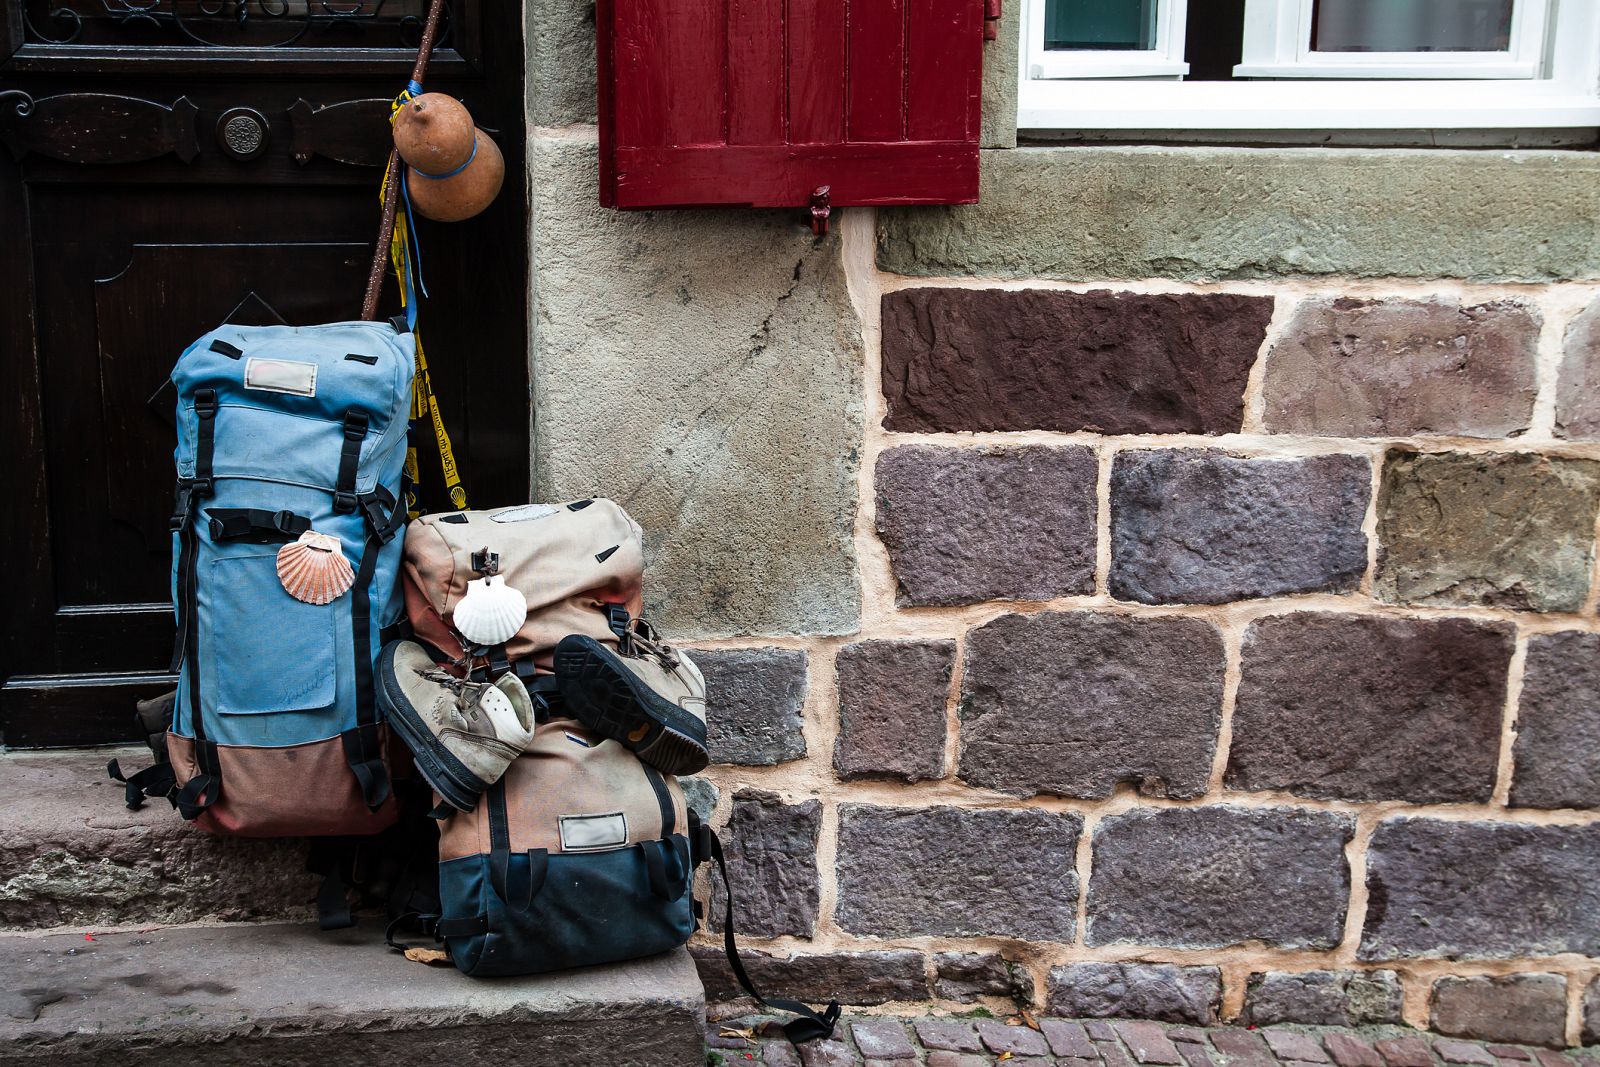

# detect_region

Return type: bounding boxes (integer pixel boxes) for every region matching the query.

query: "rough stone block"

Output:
[678,776,720,824]
[1376,450,1600,613]
[1227,613,1512,804]
[1041,1020,1096,1058]
[1045,962,1223,1025]
[926,1054,988,1067]
[1584,977,1600,1045]
[1557,295,1600,440]
[531,137,862,637]
[1240,970,1404,1027]
[975,1020,1049,1058]
[875,445,1097,606]
[1431,974,1569,1049]
[876,147,1600,282]
[0,923,704,1066]
[959,611,1225,799]
[835,804,1081,941]
[1325,1034,1387,1067]
[834,639,953,783]
[1086,806,1352,950]
[932,952,1019,1003]
[980,0,1020,148]
[706,790,820,939]
[1213,1028,1279,1067]
[800,1039,858,1067]
[1262,298,1539,438]
[1116,1020,1184,1064]
[1434,1040,1498,1067]
[1263,1031,1331,1063]
[851,1020,916,1060]
[915,1020,983,1053]
[691,946,928,1007]
[528,0,596,127]
[1360,818,1600,959]
[1375,1036,1437,1067]
[880,288,1270,434]
[696,648,809,766]
[0,751,316,929]
[1109,450,1370,604]
[1510,631,1600,809]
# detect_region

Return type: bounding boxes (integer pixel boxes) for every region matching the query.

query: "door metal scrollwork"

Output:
[0,92,199,164]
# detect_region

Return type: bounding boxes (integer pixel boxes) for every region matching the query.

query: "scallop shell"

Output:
[276,531,355,606]
[453,574,527,646]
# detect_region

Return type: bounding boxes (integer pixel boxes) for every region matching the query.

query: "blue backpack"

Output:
[113,320,415,845]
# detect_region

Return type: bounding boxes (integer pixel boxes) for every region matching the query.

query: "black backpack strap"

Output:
[169,388,222,822]
[691,816,840,1045]
[307,837,359,930]
[333,410,369,514]
[106,690,180,810]
[342,483,400,814]
[205,507,311,544]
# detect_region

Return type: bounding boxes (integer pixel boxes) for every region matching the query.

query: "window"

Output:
[1019,0,1600,132]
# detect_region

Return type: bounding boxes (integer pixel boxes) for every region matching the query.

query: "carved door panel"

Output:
[0,1,529,747]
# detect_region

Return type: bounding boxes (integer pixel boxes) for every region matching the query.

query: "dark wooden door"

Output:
[0,0,529,748]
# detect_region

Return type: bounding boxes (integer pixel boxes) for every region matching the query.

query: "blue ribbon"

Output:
[411,133,478,181]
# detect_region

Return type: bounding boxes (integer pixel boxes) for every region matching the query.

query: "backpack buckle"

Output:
[333,490,359,514]
[169,481,199,529]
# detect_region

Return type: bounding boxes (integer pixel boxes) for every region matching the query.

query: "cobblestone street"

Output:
[708,1017,1600,1067]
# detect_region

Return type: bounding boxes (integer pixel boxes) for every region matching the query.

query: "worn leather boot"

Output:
[552,622,709,775]
[378,639,535,812]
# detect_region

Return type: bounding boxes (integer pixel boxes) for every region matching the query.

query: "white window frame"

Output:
[1236,0,1550,79]
[1018,0,1600,130]
[1027,0,1189,80]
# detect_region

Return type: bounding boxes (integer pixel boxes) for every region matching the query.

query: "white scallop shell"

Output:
[453,574,527,646]
[276,530,355,605]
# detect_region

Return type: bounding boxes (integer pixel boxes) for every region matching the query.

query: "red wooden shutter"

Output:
[595,0,985,210]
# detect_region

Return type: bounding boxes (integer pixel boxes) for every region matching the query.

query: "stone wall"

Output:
[527,6,1600,1048]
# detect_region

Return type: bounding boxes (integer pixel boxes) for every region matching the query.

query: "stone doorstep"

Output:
[0,923,705,1067]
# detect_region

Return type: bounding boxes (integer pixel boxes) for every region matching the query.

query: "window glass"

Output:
[1310,0,1515,53]
[1046,0,1160,51]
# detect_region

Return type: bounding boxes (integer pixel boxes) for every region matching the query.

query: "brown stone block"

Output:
[880,288,1271,434]
[1376,450,1600,613]
[1263,298,1538,438]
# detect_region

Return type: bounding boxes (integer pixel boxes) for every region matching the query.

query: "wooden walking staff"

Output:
[361,0,446,321]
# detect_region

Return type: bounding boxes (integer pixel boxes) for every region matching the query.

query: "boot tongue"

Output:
[472,684,517,740]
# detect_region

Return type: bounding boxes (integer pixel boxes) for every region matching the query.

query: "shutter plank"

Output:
[788,0,847,144]
[907,0,982,140]
[614,142,978,207]
[728,0,787,145]
[613,1,727,148]
[847,0,907,142]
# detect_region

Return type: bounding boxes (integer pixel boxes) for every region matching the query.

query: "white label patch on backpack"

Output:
[559,812,627,851]
[491,503,562,523]
[244,357,317,397]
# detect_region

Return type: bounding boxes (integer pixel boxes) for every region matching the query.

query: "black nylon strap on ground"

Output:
[106,759,176,811]
[702,825,839,1045]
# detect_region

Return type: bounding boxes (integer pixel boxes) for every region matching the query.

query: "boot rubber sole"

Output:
[553,634,709,776]
[377,640,489,814]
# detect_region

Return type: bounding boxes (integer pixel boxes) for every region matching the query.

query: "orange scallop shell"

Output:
[276,531,354,605]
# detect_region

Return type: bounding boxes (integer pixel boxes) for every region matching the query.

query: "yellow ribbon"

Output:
[383,89,468,515]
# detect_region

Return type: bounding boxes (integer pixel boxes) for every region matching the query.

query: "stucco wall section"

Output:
[529,136,864,637]
[878,147,1600,282]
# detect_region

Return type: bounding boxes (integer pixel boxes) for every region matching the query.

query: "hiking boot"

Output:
[378,640,535,812]
[552,624,709,775]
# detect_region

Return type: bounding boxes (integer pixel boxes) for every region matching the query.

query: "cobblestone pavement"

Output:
[705,1016,1600,1067]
